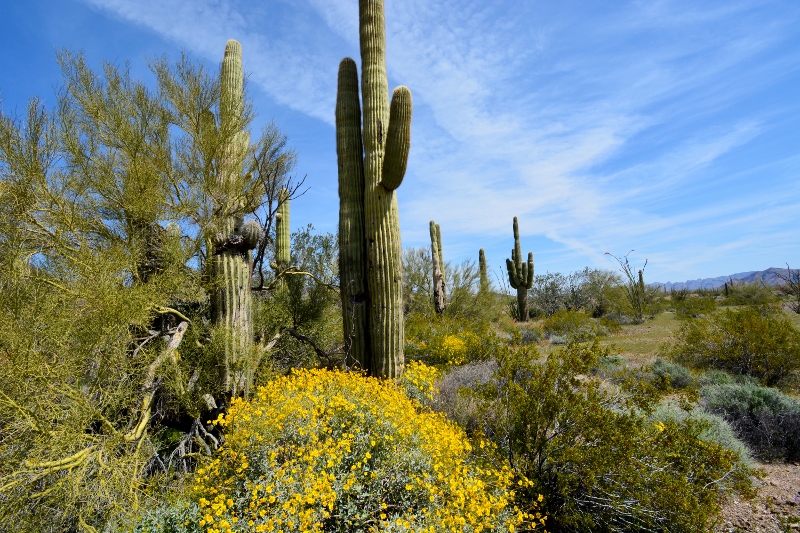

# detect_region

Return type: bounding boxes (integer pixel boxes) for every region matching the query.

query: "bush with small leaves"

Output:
[700,381,800,462]
[650,358,694,390]
[473,341,756,532]
[650,402,753,465]
[543,309,611,342]
[667,305,800,386]
[405,312,503,366]
[152,368,544,533]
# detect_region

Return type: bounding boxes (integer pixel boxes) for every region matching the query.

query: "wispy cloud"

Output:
[77,0,800,280]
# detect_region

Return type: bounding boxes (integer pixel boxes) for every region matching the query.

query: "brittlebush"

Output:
[145,366,545,533]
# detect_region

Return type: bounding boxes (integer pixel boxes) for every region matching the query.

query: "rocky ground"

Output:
[714,463,800,532]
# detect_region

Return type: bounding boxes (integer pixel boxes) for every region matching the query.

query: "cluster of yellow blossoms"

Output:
[191,367,544,532]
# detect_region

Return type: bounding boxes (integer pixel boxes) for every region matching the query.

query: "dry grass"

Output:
[599,312,681,365]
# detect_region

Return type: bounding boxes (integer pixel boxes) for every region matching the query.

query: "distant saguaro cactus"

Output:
[208,40,262,396]
[479,248,489,294]
[336,0,411,378]
[505,217,534,322]
[430,220,446,314]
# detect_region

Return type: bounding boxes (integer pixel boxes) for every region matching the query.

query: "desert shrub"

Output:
[722,281,776,306]
[667,305,800,386]
[543,309,610,341]
[140,368,543,532]
[531,268,618,318]
[650,403,753,465]
[700,382,800,462]
[433,360,498,433]
[519,326,543,345]
[650,358,694,390]
[673,294,717,318]
[400,360,442,406]
[473,341,756,532]
[405,312,502,366]
[696,370,736,387]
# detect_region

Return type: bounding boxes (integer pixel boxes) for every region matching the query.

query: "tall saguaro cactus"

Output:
[430,220,446,314]
[479,248,489,294]
[208,40,261,396]
[506,217,534,322]
[336,0,412,378]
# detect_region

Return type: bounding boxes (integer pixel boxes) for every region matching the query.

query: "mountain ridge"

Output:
[653,267,796,291]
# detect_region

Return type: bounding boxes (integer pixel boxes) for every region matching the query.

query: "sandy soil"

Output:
[713,463,800,532]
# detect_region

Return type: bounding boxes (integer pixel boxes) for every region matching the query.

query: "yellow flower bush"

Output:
[188,368,538,533]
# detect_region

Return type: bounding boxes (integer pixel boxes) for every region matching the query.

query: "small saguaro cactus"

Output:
[479,248,489,294]
[208,40,262,396]
[430,220,446,314]
[506,217,534,322]
[274,187,290,273]
[336,0,412,378]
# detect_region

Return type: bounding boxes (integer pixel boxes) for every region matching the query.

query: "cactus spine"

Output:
[430,221,446,314]
[479,248,489,294]
[336,0,412,378]
[209,40,261,396]
[506,217,534,322]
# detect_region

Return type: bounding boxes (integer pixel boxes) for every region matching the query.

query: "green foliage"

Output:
[543,309,613,342]
[672,293,717,319]
[531,268,618,318]
[721,280,777,306]
[254,225,341,372]
[473,341,756,532]
[700,382,800,462]
[405,312,503,367]
[149,368,539,532]
[649,403,753,466]
[667,305,800,386]
[402,246,503,323]
[650,358,694,390]
[0,46,296,531]
[605,251,662,322]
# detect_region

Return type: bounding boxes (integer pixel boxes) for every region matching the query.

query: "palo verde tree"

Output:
[0,41,297,532]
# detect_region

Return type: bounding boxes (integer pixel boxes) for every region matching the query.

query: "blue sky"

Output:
[2,0,799,285]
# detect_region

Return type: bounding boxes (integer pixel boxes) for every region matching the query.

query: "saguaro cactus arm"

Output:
[381,86,412,191]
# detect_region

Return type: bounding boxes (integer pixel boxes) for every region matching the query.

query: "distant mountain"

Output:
[653,267,796,291]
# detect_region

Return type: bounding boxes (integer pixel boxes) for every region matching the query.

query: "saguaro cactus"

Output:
[208,40,261,396]
[337,58,370,370]
[479,248,489,294]
[506,217,534,322]
[336,0,412,378]
[274,187,290,282]
[430,221,446,314]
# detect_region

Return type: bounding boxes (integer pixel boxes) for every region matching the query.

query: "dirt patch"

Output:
[713,463,800,532]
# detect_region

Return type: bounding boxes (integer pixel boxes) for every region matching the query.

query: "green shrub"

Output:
[673,294,717,318]
[473,341,756,532]
[700,382,800,462]
[650,403,752,465]
[405,312,502,366]
[650,358,694,390]
[667,305,800,386]
[697,369,736,387]
[543,309,609,342]
[141,368,543,532]
[722,281,776,306]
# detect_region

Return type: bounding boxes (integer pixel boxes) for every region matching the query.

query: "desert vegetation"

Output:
[2,1,800,532]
